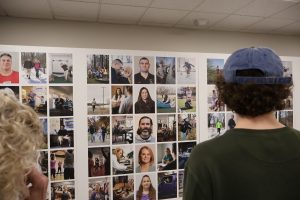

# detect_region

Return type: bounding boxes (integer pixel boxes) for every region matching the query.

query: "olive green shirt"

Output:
[184,127,300,200]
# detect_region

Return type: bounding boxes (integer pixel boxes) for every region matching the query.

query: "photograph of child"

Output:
[49,53,73,83]
[0,52,19,84]
[21,52,47,84]
[21,86,47,117]
[156,86,176,113]
[49,86,73,116]
[157,114,176,142]
[49,117,74,148]
[87,54,109,84]
[177,57,196,84]
[87,85,110,115]
[88,116,110,146]
[208,113,226,138]
[178,114,197,141]
[207,84,225,112]
[177,86,196,113]
[156,57,176,84]
[88,147,111,177]
[112,115,133,144]
[207,58,224,84]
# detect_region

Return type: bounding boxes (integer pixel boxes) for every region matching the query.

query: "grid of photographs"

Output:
[0,51,75,200]
[206,58,294,139]
[86,55,198,200]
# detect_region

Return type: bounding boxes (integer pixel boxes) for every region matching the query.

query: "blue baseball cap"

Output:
[223,47,292,84]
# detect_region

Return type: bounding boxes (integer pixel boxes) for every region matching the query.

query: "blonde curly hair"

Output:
[0,88,43,200]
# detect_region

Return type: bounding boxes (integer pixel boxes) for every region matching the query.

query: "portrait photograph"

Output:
[51,181,75,200]
[21,52,47,84]
[49,117,74,149]
[158,171,177,199]
[135,173,157,200]
[49,86,73,116]
[88,177,110,200]
[50,149,75,182]
[156,85,176,113]
[207,84,225,112]
[178,141,196,169]
[111,85,133,114]
[21,86,47,117]
[134,85,156,114]
[157,143,177,171]
[111,55,133,84]
[207,58,224,84]
[134,114,156,144]
[87,85,110,115]
[178,114,197,141]
[156,56,176,84]
[112,115,133,144]
[208,113,226,138]
[177,86,196,113]
[0,52,19,84]
[88,147,111,177]
[177,57,196,84]
[133,56,155,84]
[87,54,109,84]
[87,116,110,146]
[135,144,156,173]
[157,114,176,142]
[112,146,134,175]
[113,175,134,200]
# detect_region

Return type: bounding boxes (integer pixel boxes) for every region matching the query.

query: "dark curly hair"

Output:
[215,70,292,117]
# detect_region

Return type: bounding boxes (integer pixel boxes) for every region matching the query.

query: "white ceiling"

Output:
[0,0,300,36]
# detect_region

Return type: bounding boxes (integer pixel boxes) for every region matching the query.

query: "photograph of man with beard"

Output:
[135,116,156,143]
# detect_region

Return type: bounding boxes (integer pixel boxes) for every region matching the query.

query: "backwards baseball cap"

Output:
[223,47,292,84]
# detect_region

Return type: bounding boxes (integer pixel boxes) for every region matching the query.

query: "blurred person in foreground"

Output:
[0,88,48,200]
[184,47,300,200]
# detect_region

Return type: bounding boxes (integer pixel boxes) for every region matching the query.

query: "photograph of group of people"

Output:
[89,178,110,200]
[51,181,75,200]
[50,117,74,148]
[21,86,47,117]
[88,116,110,146]
[87,54,110,84]
[50,149,75,181]
[49,86,73,116]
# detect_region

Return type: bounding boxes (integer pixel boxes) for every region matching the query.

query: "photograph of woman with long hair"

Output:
[136,175,156,200]
[136,145,155,173]
[135,87,155,114]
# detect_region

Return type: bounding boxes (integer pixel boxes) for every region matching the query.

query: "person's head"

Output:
[138,146,154,165]
[115,148,124,160]
[137,116,153,140]
[112,59,123,72]
[165,147,171,155]
[122,66,132,78]
[125,86,132,95]
[0,88,43,199]
[139,57,150,73]
[140,175,153,190]
[163,94,168,101]
[95,183,100,191]
[60,125,65,130]
[216,47,292,117]
[115,88,122,96]
[63,185,68,191]
[138,87,152,102]
[0,53,12,72]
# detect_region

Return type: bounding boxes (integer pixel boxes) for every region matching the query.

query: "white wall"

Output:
[1,16,300,56]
